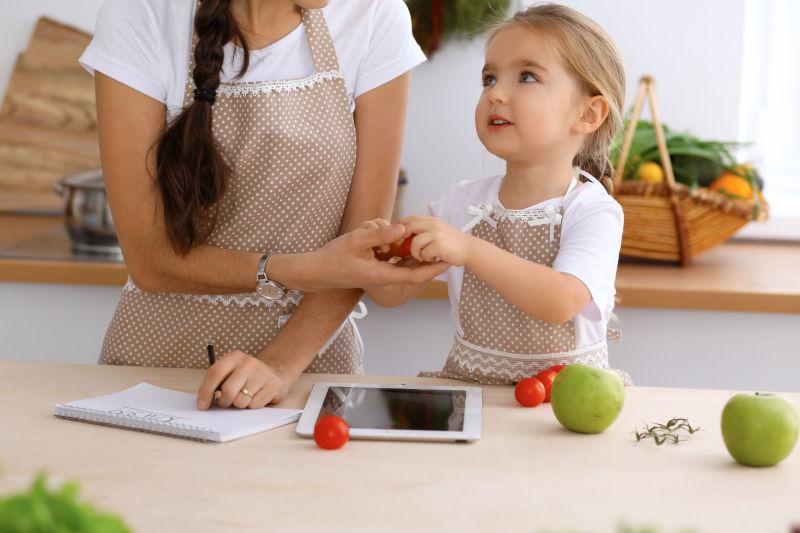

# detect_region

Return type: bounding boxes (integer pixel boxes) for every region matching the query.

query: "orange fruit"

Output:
[709,172,753,199]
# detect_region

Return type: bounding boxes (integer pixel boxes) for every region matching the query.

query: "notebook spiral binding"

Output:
[54,405,216,442]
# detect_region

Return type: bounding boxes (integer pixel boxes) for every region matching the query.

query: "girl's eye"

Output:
[482,74,496,88]
[520,70,538,83]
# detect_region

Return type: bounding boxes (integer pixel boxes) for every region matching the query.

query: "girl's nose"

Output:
[487,84,507,105]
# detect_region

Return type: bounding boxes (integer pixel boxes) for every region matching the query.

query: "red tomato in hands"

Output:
[515,377,546,407]
[547,364,566,374]
[375,234,417,261]
[535,369,559,402]
[313,415,349,450]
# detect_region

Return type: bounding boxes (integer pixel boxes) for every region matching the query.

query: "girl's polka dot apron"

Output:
[100,8,365,373]
[422,169,631,385]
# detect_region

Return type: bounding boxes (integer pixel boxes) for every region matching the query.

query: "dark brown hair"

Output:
[155,0,250,254]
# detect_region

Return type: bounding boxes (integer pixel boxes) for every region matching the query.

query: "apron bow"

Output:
[461,203,497,232]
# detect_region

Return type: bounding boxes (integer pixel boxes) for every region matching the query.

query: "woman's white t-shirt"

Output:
[79,0,426,120]
[428,175,624,350]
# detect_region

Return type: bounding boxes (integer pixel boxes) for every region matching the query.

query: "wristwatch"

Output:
[256,252,286,300]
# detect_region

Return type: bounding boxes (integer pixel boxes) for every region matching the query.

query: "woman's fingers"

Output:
[218,355,260,408]
[249,378,282,409]
[196,352,240,410]
[366,260,448,286]
[367,219,393,253]
[350,223,406,251]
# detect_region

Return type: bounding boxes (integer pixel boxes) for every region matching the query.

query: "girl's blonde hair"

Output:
[491,3,626,193]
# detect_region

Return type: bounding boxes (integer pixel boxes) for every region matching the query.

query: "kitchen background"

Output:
[1,0,798,390]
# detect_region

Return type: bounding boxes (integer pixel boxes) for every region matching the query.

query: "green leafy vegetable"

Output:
[0,473,129,533]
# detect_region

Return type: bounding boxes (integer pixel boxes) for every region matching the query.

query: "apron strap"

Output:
[303,9,342,73]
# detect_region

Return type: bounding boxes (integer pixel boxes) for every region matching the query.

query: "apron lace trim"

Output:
[442,335,610,385]
[122,278,304,308]
[188,70,344,97]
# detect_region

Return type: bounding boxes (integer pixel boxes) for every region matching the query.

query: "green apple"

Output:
[721,392,799,467]
[550,364,625,434]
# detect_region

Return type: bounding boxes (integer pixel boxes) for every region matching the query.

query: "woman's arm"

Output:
[402,216,591,324]
[96,73,261,294]
[95,73,440,294]
[197,74,447,408]
[253,73,442,381]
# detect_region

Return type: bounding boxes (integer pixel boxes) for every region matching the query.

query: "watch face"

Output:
[257,282,284,300]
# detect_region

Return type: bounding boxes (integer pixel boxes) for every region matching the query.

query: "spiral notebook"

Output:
[54,383,302,443]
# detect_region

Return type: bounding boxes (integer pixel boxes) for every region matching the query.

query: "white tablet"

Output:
[296,383,482,442]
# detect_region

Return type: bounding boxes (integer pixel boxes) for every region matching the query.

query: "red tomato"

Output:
[313,415,349,450]
[374,234,417,261]
[535,369,559,402]
[547,364,566,374]
[515,377,546,407]
[396,234,415,257]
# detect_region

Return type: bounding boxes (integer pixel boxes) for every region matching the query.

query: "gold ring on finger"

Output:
[240,388,254,399]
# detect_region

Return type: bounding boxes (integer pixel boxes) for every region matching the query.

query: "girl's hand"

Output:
[400,216,474,267]
[196,350,292,410]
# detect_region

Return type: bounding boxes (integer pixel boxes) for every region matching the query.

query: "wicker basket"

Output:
[612,76,768,266]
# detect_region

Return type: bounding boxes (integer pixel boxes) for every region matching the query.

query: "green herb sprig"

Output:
[634,418,701,445]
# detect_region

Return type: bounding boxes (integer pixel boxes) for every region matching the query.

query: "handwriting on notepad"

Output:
[108,406,190,424]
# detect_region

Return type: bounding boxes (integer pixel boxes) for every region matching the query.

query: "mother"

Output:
[81,0,444,409]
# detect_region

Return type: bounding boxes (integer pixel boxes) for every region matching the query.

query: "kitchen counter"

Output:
[0,361,797,532]
[2,214,799,313]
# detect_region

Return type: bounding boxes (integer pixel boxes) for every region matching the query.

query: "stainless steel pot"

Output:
[54,168,122,257]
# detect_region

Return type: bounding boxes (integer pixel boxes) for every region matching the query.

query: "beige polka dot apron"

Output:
[423,169,630,385]
[100,8,365,373]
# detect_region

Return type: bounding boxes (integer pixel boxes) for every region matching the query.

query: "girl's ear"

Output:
[573,95,609,135]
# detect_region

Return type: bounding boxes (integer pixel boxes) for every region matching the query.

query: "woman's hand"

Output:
[271,222,449,292]
[196,350,292,410]
[400,216,476,267]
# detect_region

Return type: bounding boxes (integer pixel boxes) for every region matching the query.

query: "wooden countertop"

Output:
[1,214,799,313]
[1,361,797,532]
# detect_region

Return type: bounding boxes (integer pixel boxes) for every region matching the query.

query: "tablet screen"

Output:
[318,386,466,431]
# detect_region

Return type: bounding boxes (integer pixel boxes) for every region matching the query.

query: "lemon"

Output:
[637,161,664,184]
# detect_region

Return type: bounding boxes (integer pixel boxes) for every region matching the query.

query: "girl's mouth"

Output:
[487,114,513,132]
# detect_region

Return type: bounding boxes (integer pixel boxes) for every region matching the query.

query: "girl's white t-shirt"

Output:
[79,0,426,120]
[428,175,624,349]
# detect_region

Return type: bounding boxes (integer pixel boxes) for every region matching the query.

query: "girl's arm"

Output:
[463,238,591,324]
[95,73,440,295]
[402,216,591,324]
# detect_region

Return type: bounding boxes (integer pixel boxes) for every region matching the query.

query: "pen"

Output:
[205,340,222,405]
[206,340,216,366]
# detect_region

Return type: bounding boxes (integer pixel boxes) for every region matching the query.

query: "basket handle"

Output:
[613,76,678,190]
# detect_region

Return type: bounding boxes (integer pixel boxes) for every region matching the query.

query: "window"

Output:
[736,0,800,239]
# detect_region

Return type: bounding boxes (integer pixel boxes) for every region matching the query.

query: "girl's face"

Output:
[475,25,586,165]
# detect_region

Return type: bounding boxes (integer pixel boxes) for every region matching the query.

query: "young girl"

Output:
[365,3,631,385]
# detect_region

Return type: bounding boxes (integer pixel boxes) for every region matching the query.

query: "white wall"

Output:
[0,1,105,97]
